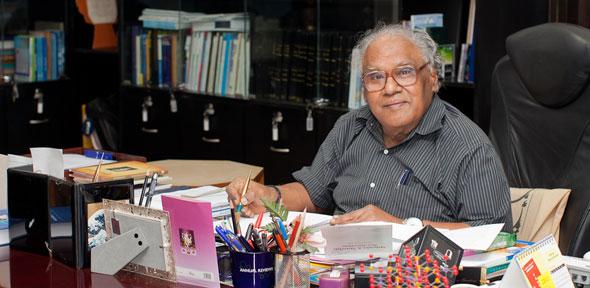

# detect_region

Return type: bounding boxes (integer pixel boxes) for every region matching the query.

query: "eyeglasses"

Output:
[361,61,431,92]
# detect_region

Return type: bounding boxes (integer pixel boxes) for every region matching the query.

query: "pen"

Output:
[245,223,253,240]
[238,235,254,252]
[138,171,151,206]
[226,231,247,252]
[397,168,412,187]
[145,172,159,208]
[274,217,288,241]
[236,170,252,213]
[230,208,241,235]
[308,219,332,230]
[254,212,264,229]
[215,226,235,251]
[261,232,268,252]
[273,228,288,253]
[252,230,263,251]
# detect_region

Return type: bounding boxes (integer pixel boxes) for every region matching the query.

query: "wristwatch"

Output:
[403,217,423,227]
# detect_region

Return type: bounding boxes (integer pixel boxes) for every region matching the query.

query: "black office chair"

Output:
[489,23,590,257]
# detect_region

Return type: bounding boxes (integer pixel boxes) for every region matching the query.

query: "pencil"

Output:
[92,152,105,183]
[236,170,252,213]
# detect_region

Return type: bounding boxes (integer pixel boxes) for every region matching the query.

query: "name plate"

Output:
[322,223,392,260]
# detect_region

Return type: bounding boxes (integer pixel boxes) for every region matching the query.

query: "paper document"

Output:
[7,154,32,168]
[30,147,64,179]
[317,221,502,259]
[322,223,392,260]
[0,155,6,210]
[136,185,229,210]
[442,223,504,251]
[63,154,115,170]
[87,0,117,24]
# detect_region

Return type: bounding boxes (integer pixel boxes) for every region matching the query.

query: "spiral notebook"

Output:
[501,235,574,288]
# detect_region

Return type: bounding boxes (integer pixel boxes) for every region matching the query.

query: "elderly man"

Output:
[227,24,512,231]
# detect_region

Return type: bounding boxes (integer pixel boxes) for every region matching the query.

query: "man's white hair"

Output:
[354,23,442,84]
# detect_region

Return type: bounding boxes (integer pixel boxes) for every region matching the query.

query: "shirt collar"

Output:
[414,95,445,136]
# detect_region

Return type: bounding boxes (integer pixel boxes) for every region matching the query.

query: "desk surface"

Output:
[0,247,231,288]
[148,160,264,187]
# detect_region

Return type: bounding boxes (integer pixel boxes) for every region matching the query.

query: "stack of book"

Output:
[0,40,15,78]
[457,233,531,285]
[131,10,251,98]
[139,8,205,30]
[14,30,65,82]
[184,15,250,97]
[70,161,168,183]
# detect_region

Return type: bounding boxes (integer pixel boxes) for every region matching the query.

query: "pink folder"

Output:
[162,195,220,287]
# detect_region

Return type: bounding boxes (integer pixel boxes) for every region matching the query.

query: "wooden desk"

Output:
[148,159,264,187]
[0,246,232,288]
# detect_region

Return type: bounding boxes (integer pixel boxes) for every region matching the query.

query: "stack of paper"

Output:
[138,185,231,217]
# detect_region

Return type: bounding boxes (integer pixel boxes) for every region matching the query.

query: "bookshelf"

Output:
[0,0,80,155]
[117,0,477,184]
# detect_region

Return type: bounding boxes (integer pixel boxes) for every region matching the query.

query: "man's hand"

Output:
[330,204,404,225]
[225,177,279,217]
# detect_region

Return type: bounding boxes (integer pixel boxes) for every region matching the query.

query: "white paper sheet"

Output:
[138,185,229,210]
[7,154,32,168]
[63,153,115,170]
[322,223,392,260]
[30,147,64,179]
[316,222,503,259]
[442,223,504,251]
[86,0,117,24]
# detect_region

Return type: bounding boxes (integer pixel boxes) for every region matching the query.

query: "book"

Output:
[438,44,455,81]
[162,195,220,287]
[410,13,444,30]
[70,161,167,182]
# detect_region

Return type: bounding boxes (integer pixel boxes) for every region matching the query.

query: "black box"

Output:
[7,165,133,268]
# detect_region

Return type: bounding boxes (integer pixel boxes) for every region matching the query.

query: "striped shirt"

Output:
[293,96,513,231]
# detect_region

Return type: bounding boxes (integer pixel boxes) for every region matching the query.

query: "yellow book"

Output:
[71,161,167,181]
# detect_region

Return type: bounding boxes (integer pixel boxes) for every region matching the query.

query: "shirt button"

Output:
[370,182,375,188]
[383,149,389,155]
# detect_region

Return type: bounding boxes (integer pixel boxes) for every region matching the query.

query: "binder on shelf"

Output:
[7,165,133,268]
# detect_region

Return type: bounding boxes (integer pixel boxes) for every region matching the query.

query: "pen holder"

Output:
[230,251,275,288]
[274,251,311,288]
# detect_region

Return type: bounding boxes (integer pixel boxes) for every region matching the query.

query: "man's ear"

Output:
[431,71,440,93]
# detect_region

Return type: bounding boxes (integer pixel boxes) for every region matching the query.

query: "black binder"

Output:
[7,165,133,268]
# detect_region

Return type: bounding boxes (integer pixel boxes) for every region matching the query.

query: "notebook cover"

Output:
[162,195,220,287]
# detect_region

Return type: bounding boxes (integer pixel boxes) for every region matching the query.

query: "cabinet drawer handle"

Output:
[202,137,221,143]
[29,118,49,125]
[141,127,159,134]
[270,146,290,153]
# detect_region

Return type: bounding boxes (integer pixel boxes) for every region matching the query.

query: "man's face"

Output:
[362,35,438,136]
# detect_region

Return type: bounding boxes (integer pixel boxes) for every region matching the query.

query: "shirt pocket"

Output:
[407,174,455,213]
[395,174,437,209]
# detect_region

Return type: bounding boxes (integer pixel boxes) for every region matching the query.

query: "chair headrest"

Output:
[506,23,590,108]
